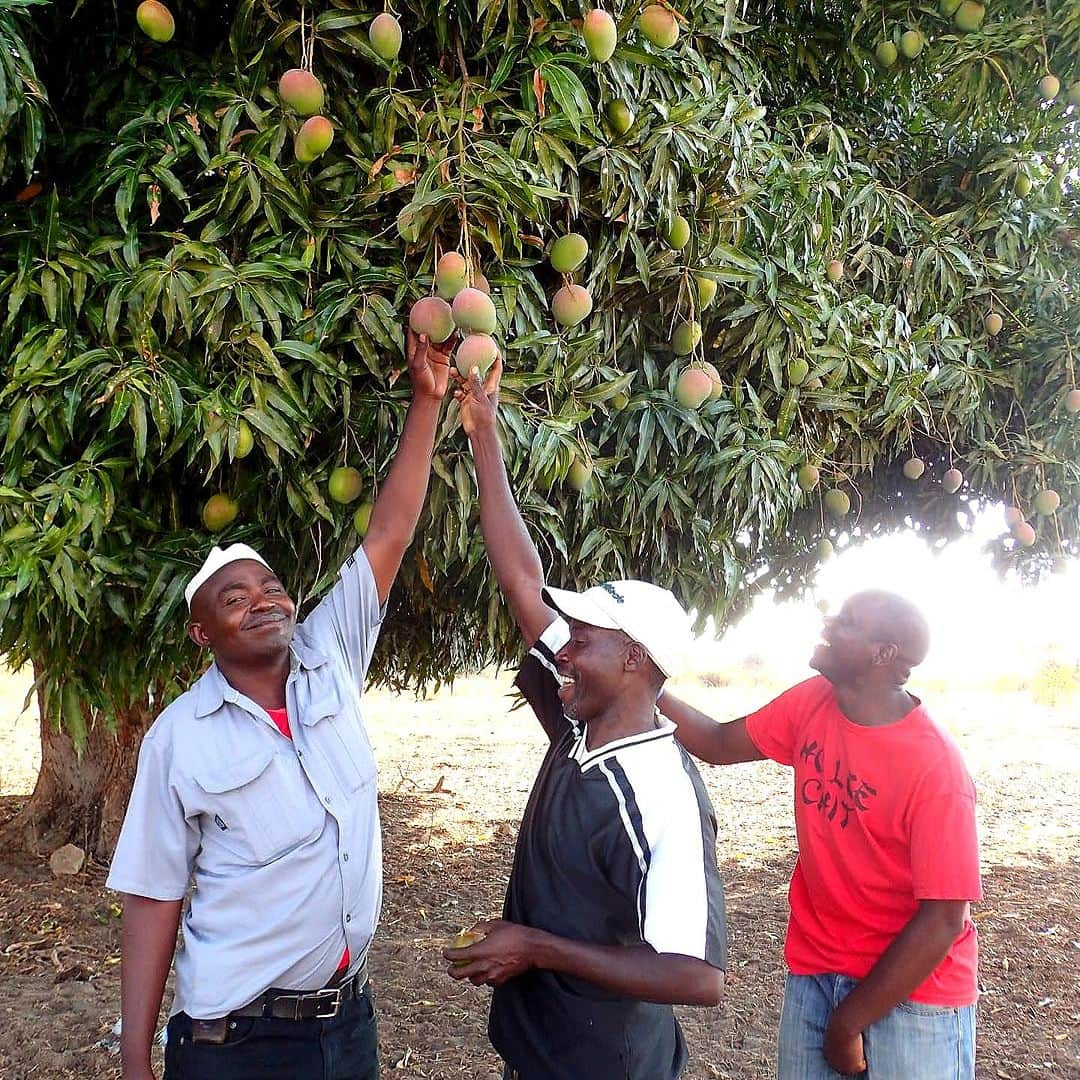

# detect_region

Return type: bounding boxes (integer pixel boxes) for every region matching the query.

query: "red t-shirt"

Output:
[267,707,349,974]
[745,676,981,1006]
[267,706,292,739]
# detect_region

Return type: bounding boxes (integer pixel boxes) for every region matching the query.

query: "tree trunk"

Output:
[2,669,153,861]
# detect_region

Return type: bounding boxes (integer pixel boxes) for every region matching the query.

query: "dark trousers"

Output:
[164,984,379,1080]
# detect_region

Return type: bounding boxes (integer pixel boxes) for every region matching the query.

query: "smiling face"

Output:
[553,619,638,723]
[187,559,297,667]
[810,595,880,684]
[810,590,930,688]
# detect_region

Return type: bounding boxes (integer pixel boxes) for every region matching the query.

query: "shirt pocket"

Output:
[193,745,325,865]
[308,693,377,796]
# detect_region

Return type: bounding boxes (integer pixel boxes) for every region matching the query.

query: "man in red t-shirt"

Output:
[660,590,980,1078]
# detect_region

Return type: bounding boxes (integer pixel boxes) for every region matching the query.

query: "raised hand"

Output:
[451,352,502,438]
[406,328,456,402]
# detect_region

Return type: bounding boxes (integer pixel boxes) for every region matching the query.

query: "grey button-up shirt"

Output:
[107,548,384,1020]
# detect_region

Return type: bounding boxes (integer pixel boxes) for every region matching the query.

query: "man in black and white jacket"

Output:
[444,362,727,1080]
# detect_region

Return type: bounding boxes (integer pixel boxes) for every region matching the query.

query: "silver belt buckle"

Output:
[310,986,342,1019]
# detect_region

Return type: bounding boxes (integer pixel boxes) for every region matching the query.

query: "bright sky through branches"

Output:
[698,509,1080,687]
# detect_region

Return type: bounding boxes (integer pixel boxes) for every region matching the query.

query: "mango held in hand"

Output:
[137,0,175,42]
[409,296,455,344]
[452,288,498,334]
[457,333,499,377]
[279,69,325,115]
[435,252,469,300]
[369,13,402,61]
[449,928,487,966]
[640,4,679,48]
[551,284,593,328]
[674,367,712,409]
[202,494,238,533]
[583,10,617,62]
[328,466,363,504]
[549,233,589,273]
[294,116,334,163]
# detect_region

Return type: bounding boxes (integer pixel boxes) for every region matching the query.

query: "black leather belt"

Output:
[232,970,366,1021]
[187,965,368,1043]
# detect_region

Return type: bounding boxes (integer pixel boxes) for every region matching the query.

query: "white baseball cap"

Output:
[185,543,273,609]
[541,579,693,678]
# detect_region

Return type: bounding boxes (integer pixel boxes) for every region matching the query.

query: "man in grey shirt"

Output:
[106,329,453,1080]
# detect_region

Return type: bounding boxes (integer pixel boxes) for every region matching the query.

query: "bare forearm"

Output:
[119,895,182,1077]
[468,422,549,642]
[657,690,764,765]
[364,395,442,602]
[530,929,724,1006]
[831,904,965,1036]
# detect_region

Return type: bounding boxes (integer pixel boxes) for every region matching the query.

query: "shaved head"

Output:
[812,590,931,689]
[851,590,931,669]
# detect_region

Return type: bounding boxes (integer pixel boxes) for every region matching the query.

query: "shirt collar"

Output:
[573,714,677,768]
[193,664,227,718]
[192,643,332,719]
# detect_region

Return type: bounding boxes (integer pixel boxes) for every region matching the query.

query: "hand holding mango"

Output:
[448,927,487,967]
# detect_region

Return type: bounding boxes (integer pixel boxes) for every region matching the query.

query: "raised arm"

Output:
[362,329,453,605]
[657,689,765,765]
[445,919,723,1006]
[455,363,555,645]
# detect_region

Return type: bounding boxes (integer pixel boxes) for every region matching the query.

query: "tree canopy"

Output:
[1,0,1078,743]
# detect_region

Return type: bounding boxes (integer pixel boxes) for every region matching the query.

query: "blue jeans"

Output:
[778,974,975,1079]
[164,983,379,1080]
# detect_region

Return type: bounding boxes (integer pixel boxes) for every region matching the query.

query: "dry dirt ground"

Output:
[1,673,1078,1079]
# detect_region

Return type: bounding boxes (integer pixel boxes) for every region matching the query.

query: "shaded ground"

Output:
[1,676,1078,1079]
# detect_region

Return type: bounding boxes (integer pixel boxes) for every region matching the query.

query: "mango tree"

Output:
[0,0,1077,856]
